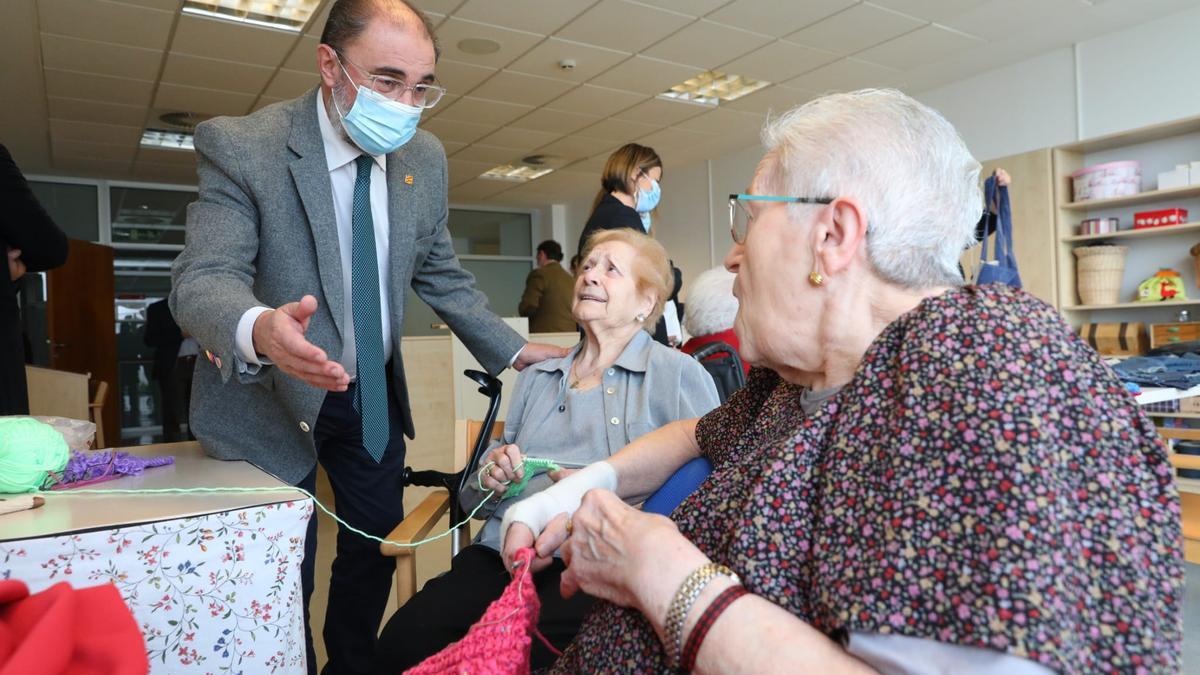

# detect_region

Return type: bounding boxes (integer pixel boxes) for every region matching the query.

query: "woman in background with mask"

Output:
[578,143,682,345]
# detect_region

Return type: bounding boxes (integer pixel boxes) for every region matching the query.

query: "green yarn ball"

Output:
[0,417,70,493]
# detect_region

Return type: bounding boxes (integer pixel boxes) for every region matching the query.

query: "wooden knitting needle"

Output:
[0,496,45,516]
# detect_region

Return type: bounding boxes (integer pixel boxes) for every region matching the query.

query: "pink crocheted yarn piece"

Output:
[403,548,540,675]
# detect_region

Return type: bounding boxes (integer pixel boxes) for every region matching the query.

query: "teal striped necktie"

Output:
[351,155,389,463]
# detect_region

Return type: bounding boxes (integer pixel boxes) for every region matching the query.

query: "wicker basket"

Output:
[1191,242,1200,288]
[1074,245,1128,305]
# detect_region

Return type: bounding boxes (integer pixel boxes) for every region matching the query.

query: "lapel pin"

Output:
[404,174,414,185]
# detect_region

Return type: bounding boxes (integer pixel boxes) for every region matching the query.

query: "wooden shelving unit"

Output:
[1060,299,1200,312]
[1061,221,1200,243]
[1060,184,1200,211]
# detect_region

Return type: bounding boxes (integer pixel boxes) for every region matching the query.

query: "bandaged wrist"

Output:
[499,461,618,551]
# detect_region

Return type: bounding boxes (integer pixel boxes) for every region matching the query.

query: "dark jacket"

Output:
[0,143,69,414]
[518,263,577,333]
[577,193,642,255]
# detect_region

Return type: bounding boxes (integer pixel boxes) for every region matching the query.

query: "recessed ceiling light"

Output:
[140,129,195,151]
[658,70,771,107]
[182,0,322,32]
[458,38,501,55]
[479,164,554,183]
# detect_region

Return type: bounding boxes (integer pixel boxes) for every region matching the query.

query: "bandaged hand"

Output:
[500,461,617,571]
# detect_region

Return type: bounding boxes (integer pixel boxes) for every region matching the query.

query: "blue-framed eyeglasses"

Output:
[728,194,834,244]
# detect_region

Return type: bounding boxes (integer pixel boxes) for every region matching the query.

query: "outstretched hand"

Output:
[251,295,349,390]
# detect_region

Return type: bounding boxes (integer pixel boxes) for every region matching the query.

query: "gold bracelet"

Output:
[663,562,739,670]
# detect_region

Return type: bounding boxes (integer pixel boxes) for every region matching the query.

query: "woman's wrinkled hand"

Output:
[480,444,524,495]
[558,489,691,612]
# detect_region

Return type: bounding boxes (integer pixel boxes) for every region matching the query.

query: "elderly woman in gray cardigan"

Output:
[373,228,719,673]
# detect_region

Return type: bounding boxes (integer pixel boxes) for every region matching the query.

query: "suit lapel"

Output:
[386,145,417,338]
[287,89,344,340]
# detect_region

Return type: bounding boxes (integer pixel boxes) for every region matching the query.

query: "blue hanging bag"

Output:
[976,174,1023,288]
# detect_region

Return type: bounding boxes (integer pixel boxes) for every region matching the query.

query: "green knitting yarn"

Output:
[0,417,70,493]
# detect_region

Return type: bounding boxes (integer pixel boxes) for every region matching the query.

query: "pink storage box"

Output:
[1070,161,1141,202]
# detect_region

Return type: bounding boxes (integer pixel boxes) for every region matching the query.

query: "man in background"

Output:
[0,143,68,415]
[518,240,576,333]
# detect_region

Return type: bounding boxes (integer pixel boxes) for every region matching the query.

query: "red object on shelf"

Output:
[1133,207,1188,229]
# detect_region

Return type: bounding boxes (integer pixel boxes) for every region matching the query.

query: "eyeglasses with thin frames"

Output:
[335,50,447,109]
[728,193,834,244]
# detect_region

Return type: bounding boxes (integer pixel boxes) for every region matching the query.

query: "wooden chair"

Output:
[88,379,108,449]
[1160,426,1200,563]
[380,419,504,606]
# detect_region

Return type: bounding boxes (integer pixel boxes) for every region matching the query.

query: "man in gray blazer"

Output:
[170,1,563,672]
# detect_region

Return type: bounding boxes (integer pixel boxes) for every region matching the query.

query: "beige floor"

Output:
[308,467,465,670]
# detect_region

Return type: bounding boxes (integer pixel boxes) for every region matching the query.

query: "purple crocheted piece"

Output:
[58,450,175,484]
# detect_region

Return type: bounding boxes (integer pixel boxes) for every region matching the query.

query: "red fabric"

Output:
[0,580,147,675]
[404,548,540,675]
[681,329,749,376]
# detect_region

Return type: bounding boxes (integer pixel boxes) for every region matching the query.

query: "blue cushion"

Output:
[642,457,713,516]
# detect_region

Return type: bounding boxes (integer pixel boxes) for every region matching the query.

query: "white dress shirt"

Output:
[235,92,393,379]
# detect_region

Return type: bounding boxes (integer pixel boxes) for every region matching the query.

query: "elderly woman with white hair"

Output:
[680,266,748,377]
[501,89,1182,673]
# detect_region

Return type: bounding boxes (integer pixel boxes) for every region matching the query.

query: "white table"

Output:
[0,442,311,674]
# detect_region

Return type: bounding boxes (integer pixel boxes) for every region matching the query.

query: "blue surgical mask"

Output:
[333,63,422,155]
[639,212,652,232]
[636,177,661,214]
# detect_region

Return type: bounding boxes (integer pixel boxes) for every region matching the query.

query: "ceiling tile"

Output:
[856,24,984,71]
[588,56,700,96]
[50,138,136,163]
[171,14,295,65]
[154,82,256,116]
[412,0,464,15]
[565,153,611,172]
[41,34,163,81]
[434,59,497,94]
[447,158,496,185]
[136,147,200,166]
[161,53,275,94]
[533,135,617,162]
[674,107,764,135]
[469,71,575,107]
[434,96,533,126]
[556,0,694,53]
[636,125,714,151]
[705,0,857,38]
[305,1,331,36]
[251,96,287,112]
[442,140,469,155]
[51,155,132,177]
[939,0,1070,43]
[612,98,707,126]
[263,69,320,100]
[544,84,646,117]
[47,96,146,127]
[435,17,544,69]
[786,3,926,55]
[476,126,562,150]
[130,161,197,184]
[632,0,731,16]
[421,117,497,144]
[784,58,904,92]
[719,40,837,84]
[449,178,512,202]
[643,19,772,69]
[722,83,815,115]
[284,36,322,73]
[506,38,628,83]
[43,69,154,108]
[870,0,988,23]
[574,117,662,142]
[517,169,596,194]
[454,0,596,35]
[111,0,188,10]
[507,108,602,135]
[37,0,175,50]
[451,144,523,165]
[422,93,460,119]
[49,118,143,146]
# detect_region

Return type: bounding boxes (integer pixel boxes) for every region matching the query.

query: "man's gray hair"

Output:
[759,89,982,289]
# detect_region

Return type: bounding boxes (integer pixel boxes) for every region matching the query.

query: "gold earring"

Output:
[636,313,646,322]
[808,271,824,287]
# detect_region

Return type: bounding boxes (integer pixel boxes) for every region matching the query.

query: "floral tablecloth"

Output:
[0,498,312,674]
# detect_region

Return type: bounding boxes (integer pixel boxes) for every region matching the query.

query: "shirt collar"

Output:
[316,90,386,173]
[531,330,655,375]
